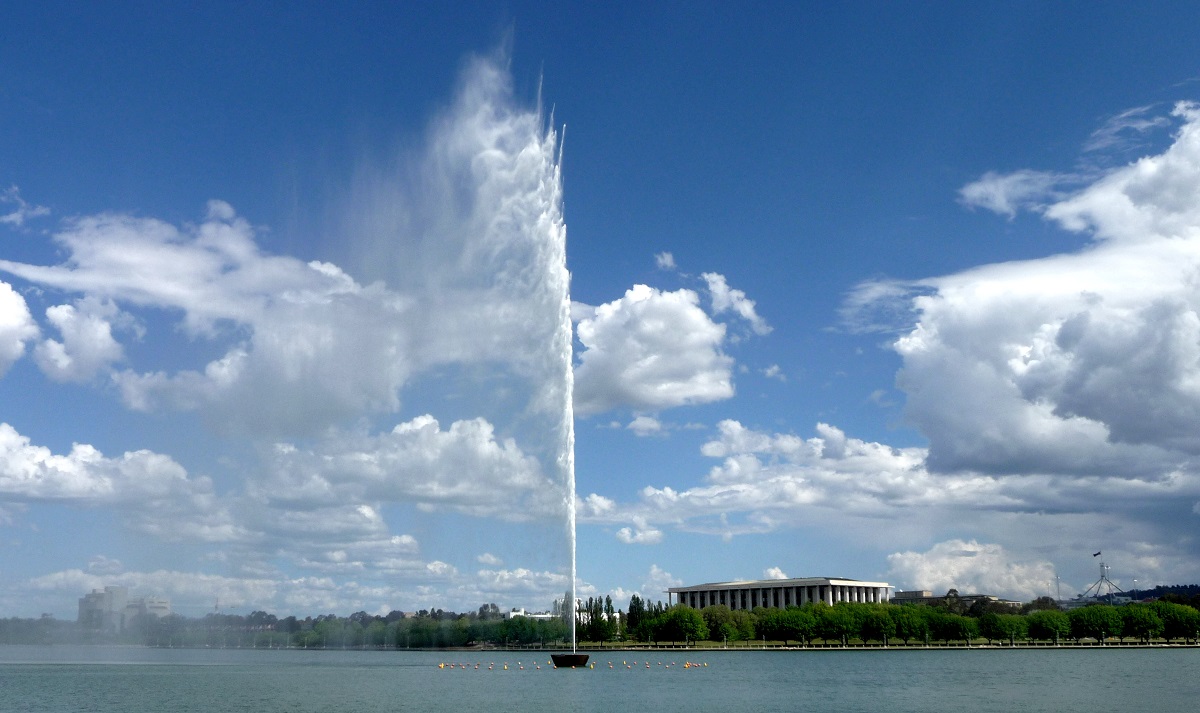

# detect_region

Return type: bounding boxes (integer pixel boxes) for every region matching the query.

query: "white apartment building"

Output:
[78,586,172,632]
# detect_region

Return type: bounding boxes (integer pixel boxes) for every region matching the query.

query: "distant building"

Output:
[891,588,1021,609]
[668,577,891,611]
[79,586,128,632]
[136,596,172,619]
[1058,594,1131,610]
[893,590,933,600]
[504,607,557,621]
[78,586,172,632]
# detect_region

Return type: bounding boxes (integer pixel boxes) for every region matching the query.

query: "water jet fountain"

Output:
[546,125,588,671]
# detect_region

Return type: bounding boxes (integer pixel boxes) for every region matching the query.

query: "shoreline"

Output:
[476,639,1200,651]
[5,641,1197,652]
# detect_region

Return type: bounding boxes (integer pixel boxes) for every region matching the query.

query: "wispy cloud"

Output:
[1083,104,1172,154]
[761,364,786,382]
[0,186,49,228]
[958,169,1067,218]
[702,272,772,336]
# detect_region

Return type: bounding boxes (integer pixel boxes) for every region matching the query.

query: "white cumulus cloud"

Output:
[0,53,573,447]
[852,102,1200,478]
[34,298,127,382]
[0,422,238,541]
[886,540,1057,601]
[255,415,559,524]
[0,281,37,375]
[615,523,663,545]
[0,206,420,436]
[626,415,664,437]
[573,284,733,415]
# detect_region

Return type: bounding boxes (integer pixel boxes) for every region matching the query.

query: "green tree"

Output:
[731,608,758,642]
[1120,604,1163,643]
[579,596,616,643]
[1020,596,1061,614]
[345,619,362,648]
[859,605,897,644]
[978,612,1026,645]
[816,603,859,645]
[1149,601,1200,643]
[702,605,739,644]
[604,596,616,639]
[1025,610,1070,642]
[626,594,646,640]
[407,616,439,647]
[937,589,969,615]
[888,606,929,645]
[928,611,977,643]
[1068,605,1122,643]
[967,599,1015,618]
[656,605,708,644]
[779,607,817,645]
[365,620,388,647]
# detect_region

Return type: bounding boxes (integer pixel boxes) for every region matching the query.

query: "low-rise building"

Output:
[504,607,557,621]
[891,588,1021,609]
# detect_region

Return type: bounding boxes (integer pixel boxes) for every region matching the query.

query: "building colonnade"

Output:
[667,578,891,612]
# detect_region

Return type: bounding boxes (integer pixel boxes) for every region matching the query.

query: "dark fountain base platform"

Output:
[550,653,590,668]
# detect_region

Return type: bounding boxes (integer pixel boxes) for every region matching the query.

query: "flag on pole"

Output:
[1093,551,1101,557]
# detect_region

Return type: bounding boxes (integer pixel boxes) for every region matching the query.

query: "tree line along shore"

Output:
[578,594,1200,649]
[3,592,1200,649]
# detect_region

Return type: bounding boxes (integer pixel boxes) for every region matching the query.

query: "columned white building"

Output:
[667,577,891,611]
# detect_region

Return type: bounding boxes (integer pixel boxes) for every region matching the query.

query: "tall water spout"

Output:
[547,127,577,653]
[341,55,578,643]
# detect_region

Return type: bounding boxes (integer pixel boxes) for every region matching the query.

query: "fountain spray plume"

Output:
[547,125,588,668]
[335,49,581,646]
[547,122,577,654]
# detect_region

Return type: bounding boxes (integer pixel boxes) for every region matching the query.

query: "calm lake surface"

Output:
[1,645,1196,712]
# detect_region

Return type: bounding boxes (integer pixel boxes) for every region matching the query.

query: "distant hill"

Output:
[1128,584,1200,601]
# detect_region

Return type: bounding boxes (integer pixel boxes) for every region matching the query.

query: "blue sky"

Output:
[4,2,1200,618]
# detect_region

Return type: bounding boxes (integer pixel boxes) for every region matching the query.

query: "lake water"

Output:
[1,645,1196,712]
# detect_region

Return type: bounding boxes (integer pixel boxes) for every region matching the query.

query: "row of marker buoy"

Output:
[437,660,709,671]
